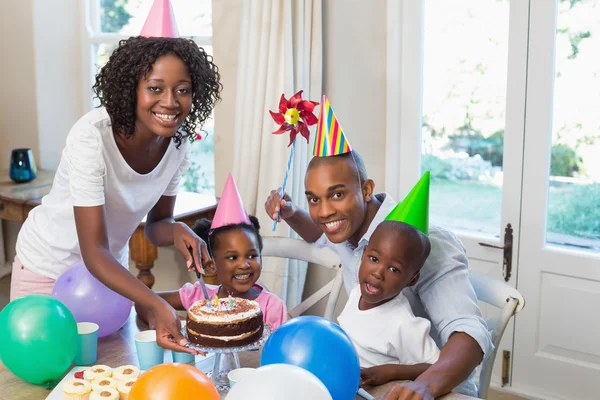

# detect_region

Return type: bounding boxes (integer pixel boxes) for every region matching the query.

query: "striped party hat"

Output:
[312,95,352,157]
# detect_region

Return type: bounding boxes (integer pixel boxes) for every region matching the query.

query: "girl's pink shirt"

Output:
[179,282,288,331]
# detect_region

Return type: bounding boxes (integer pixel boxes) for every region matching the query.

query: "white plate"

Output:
[45,366,88,400]
[45,354,216,399]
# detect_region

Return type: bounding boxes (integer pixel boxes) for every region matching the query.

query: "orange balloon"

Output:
[129,363,219,400]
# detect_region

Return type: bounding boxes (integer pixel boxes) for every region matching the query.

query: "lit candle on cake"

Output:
[229,296,234,309]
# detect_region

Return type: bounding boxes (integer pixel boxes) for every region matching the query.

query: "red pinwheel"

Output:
[269,90,319,146]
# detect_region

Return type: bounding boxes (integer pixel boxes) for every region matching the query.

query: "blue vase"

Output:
[9,148,37,183]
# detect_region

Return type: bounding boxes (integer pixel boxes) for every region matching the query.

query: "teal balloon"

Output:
[0,295,78,385]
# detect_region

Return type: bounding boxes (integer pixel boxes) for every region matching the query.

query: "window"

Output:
[84,0,215,195]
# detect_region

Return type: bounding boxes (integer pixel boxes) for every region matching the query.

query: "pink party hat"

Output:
[211,174,251,229]
[140,0,179,38]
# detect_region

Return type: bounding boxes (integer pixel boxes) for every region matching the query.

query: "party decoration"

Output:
[270,90,319,146]
[52,261,132,337]
[312,95,352,157]
[260,316,360,400]
[384,171,430,235]
[227,364,333,400]
[269,91,320,231]
[210,173,250,230]
[0,295,78,386]
[129,363,219,400]
[140,0,179,38]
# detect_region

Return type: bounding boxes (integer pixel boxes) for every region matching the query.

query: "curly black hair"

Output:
[92,36,222,147]
[192,216,263,257]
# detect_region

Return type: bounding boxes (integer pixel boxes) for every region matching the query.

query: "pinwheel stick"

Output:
[273,139,296,231]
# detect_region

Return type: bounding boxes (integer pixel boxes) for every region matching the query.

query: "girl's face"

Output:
[135,53,192,138]
[212,229,262,297]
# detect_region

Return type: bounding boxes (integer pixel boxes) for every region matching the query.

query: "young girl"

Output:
[12,5,220,354]
[136,215,288,331]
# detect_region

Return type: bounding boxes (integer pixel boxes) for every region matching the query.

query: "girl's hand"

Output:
[151,299,205,356]
[173,222,211,274]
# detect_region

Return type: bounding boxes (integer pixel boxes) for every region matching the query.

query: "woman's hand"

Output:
[173,222,211,274]
[150,299,205,356]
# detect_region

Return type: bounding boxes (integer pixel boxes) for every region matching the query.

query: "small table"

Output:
[0,310,478,400]
[0,170,218,288]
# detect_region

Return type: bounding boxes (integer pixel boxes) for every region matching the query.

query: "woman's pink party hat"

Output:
[211,174,251,229]
[140,0,179,38]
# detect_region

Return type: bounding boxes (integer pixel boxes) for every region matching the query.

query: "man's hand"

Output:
[380,382,434,400]
[265,188,295,222]
[360,365,396,387]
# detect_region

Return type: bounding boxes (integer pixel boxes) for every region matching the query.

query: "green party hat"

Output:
[384,171,430,235]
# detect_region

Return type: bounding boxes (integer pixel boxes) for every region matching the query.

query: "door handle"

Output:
[479,223,513,282]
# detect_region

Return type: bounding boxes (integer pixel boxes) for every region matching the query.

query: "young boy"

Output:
[264,96,490,398]
[338,220,440,387]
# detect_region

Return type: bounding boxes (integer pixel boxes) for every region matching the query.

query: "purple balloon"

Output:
[52,261,132,337]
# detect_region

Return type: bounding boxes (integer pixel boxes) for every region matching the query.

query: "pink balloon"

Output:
[52,261,132,337]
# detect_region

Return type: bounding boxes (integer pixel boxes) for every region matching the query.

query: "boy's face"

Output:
[211,229,262,296]
[358,224,421,309]
[136,53,193,138]
[304,157,373,243]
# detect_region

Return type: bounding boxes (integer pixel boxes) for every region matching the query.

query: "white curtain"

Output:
[231,0,322,308]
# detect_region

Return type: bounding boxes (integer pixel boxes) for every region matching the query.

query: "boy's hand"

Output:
[265,188,295,222]
[360,365,396,387]
[380,382,434,400]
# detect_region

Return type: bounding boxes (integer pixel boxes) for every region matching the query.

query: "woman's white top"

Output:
[16,107,190,279]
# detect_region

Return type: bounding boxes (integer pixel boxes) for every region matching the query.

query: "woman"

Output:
[12,35,222,354]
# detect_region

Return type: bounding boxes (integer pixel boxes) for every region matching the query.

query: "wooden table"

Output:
[0,170,219,288]
[0,310,478,400]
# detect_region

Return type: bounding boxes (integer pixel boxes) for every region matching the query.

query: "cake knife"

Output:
[188,247,211,300]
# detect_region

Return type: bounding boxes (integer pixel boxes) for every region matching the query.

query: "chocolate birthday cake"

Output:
[186,297,264,348]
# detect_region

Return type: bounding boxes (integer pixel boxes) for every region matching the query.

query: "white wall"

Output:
[0,0,39,169]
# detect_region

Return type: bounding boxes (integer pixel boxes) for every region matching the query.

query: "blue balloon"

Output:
[260,316,360,400]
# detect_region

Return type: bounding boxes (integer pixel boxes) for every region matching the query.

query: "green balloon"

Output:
[0,295,78,386]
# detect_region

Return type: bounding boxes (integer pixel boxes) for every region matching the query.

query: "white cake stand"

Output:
[182,325,271,391]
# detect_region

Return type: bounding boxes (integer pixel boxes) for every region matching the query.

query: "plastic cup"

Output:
[134,330,164,370]
[227,367,256,388]
[74,322,99,366]
[171,350,195,364]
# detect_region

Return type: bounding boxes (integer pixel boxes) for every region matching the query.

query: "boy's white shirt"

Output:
[338,285,440,368]
[16,107,189,279]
